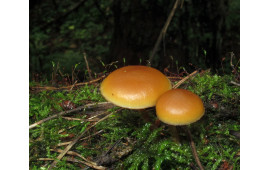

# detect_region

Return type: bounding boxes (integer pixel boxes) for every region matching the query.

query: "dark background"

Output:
[30,0,239,81]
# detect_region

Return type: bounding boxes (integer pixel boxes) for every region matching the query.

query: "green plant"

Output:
[187,72,240,103]
[29,71,239,169]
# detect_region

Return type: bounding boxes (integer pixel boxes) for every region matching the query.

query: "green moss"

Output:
[187,72,240,103]
[29,72,240,169]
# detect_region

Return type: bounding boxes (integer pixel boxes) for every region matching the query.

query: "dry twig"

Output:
[173,70,198,89]
[48,108,123,170]
[29,102,111,129]
[57,141,72,147]
[51,149,94,164]
[80,129,104,141]
[61,116,98,122]
[167,76,183,80]
[83,52,93,80]
[30,75,105,91]
[172,71,204,169]
[57,130,104,146]
[38,157,105,170]
[184,126,204,170]
[230,81,240,86]
[69,80,78,91]
[148,0,182,65]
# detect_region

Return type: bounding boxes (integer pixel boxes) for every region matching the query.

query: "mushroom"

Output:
[155,88,205,169]
[156,89,204,126]
[100,65,172,121]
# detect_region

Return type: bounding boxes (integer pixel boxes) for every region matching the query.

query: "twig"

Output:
[57,130,104,146]
[61,116,98,122]
[173,70,204,169]
[184,126,204,170]
[57,141,72,146]
[167,76,183,80]
[83,52,93,80]
[38,157,106,170]
[58,125,77,134]
[96,138,123,165]
[51,149,93,163]
[103,138,122,156]
[38,158,54,161]
[48,108,122,170]
[30,75,105,91]
[180,0,184,8]
[29,102,112,129]
[80,130,104,141]
[173,70,198,89]
[69,80,78,91]
[230,52,235,70]
[148,0,182,65]
[40,0,88,30]
[230,81,240,86]
[230,52,240,79]
[86,109,112,121]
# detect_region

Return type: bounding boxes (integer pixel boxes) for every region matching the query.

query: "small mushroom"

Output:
[155,88,205,169]
[156,89,204,126]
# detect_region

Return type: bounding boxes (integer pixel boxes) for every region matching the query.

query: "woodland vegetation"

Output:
[30,0,239,80]
[30,0,240,169]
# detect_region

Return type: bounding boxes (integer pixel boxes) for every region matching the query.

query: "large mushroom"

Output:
[100,65,172,122]
[155,88,205,170]
[100,65,172,109]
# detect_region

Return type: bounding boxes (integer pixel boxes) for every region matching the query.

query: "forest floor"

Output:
[29,69,240,170]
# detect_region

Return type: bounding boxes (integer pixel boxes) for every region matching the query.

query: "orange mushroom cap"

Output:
[156,89,204,125]
[100,65,172,109]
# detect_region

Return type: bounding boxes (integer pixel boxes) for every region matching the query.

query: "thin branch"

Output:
[171,69,204,170]
[40,0,88,30]
[80,130,104,141]
[167,76,183,80]
[184,126,204,170]
[57,130,104,146]
[58,125,77,134]
[29,102,112,129]
[148,0,182,65]
[61,116,98,122]
[69,80,78,91]
[83,52,93,80]
[48,108,123,170]
[180,0,184,8]
[93,0,108,20]
[57,141,72,146]
[173,70,198,89]
[38,157,106,170]
[51,149,93,164]
[102,138,122,157]
[230,81,240,86]
[30,75,105,91]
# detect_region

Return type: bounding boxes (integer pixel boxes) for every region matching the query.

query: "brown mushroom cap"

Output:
[156,89,204,125]
[100,65,172,109]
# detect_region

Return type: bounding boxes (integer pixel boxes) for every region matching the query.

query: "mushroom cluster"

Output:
[100,65,204,125]
[100,65,205,169]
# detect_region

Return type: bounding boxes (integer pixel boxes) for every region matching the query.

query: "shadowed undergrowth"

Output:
[29,72,240,169]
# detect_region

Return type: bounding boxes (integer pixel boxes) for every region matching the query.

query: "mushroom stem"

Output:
[183,125,204,170]
[139,109,160,129]
[139,109,152,123]
[169,125,180,144]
